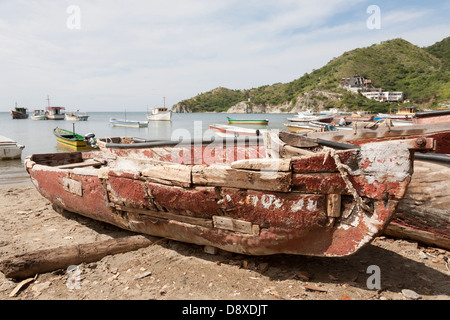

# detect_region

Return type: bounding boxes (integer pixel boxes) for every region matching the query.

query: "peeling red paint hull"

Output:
[24,138,430,257]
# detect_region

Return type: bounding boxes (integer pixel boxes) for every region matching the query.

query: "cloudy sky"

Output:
[1,0,449,112]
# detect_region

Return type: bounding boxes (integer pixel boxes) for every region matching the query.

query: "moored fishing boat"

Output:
[24,135,432,257]
[10,105,28,119]
[46,107,66,120]
[146,107,172,121]
[45,96,66,120]
[53,127,98,150]
[30,110,47,120]
[110,118,149,128]
[227,117,268,125]
[65,111,89,121]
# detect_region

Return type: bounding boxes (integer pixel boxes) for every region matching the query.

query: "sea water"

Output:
[0,112,293,184]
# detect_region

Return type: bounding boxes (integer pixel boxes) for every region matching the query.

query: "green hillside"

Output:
[175,37,450,112]
[425,36,450,68]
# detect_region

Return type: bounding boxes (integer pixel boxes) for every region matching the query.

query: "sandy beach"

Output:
[0,180,449,301]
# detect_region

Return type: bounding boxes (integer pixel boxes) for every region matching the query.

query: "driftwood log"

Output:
[0,235,159,280]
[385,160,450,250]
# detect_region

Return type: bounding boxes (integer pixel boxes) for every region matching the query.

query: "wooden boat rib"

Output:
[25,135,433,257]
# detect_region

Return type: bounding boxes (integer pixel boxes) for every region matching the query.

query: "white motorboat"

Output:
[30,110,47,120]
[146,107,172,121]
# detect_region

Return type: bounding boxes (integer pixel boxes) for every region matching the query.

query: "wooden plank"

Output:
[57,159,103,169]
[141,161,192,187]
[262,130,286,158]
[213,216,254,234]
[327,194,341,218]
[279,132,319,148]
[231,158,291,172]
[115,205,214,228]
[192,164,292,192]
[62,178,83,196]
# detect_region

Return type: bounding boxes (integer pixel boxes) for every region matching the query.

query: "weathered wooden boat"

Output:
[110,118,149,128]
[306,121,450,154]
[25,134,433,257]
[53,127,98,150]
[146,107,172,121]
[385,160,450,250]
[278,132,450,250]
[227,117,269,125]
[0,136,25,160]
[413,109,450,125]
[209,124,261,137]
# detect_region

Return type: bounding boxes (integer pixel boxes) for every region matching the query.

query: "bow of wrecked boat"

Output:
[24,136,434,257]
